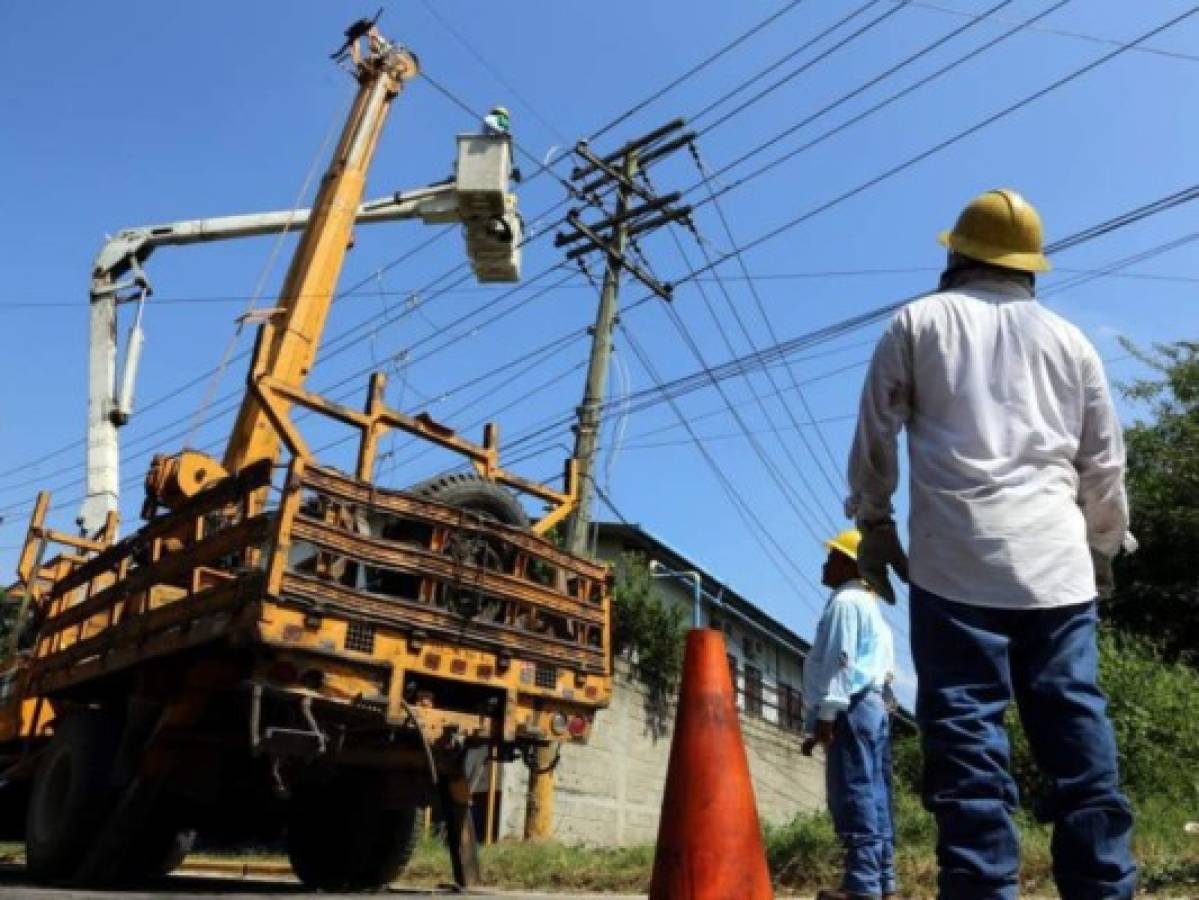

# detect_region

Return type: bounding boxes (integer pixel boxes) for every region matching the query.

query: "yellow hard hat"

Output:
[937,188,1051,273]
[825,528,861,561]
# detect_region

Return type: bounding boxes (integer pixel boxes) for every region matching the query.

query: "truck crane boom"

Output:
[82,37,520,534]
[224,31,414,478]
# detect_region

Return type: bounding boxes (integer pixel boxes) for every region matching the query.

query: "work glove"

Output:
[1091,547,1115,600]
[801,719,836,757]
[857,520,908,605]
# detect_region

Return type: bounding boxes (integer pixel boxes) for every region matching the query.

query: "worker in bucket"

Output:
[482,105,510,135]
[847,189,1136,899]
[802,528,897,900]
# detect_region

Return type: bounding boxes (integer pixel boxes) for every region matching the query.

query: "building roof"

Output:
[595,521,812,657]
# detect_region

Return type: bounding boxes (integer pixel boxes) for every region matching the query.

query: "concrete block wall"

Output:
[497,660,824,845]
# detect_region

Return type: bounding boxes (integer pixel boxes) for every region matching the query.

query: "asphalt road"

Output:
[0,868,647,900]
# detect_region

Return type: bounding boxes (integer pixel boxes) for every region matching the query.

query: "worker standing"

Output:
[847,189,1136,899]
[802,529,897,900]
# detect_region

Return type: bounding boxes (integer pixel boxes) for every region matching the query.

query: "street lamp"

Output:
[648,560,704,630]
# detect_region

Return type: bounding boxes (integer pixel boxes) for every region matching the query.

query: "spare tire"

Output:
[409,472,529,621]
[408,472,529,528]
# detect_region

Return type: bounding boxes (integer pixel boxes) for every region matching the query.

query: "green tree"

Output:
[1110,340,1199,664]
[610,553,686,735]
[895,631,1199,807]
[1009,630,1199,806]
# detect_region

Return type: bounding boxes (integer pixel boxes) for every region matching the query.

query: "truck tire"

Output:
[25,710,121,882]
[287,775,422,890]
[117,824,196,882]
[409,472,529,528]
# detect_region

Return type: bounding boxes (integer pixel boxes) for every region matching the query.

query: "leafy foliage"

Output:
[1111,340,1199,664]
[1010,629,1199,806]
[896,630,1199,807]
[610,553,686,733]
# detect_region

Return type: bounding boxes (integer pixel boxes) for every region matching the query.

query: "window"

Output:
[778,683,803,731]
[745,665,763,718]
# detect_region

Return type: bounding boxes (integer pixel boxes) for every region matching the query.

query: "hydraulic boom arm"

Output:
[81,26,521,534]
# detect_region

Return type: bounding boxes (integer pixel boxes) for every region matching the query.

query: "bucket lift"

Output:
[81,135,522,534]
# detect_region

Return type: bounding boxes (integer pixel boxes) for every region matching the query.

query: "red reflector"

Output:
[567,715,588,737]
[450,659,467,675]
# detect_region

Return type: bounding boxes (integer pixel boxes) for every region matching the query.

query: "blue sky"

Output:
[2,2,1197,705]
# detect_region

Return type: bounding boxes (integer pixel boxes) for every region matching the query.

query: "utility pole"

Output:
[559,119,693,556]
[521,120,692,842]
[562,148,636,556]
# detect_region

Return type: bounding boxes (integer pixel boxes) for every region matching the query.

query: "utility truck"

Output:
[0,21,611,890]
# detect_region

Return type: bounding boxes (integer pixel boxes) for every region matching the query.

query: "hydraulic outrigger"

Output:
[0,21,611,891]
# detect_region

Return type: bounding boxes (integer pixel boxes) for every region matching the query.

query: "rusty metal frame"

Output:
[13,462,275,685]
[19,453,609,693]
[273,461,609,673]
[248,365,579,536]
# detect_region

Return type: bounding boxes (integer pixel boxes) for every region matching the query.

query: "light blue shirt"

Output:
[802,580,894,735]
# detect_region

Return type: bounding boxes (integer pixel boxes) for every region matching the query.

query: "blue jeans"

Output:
[910,585,1136,900]
[827,689,896,896]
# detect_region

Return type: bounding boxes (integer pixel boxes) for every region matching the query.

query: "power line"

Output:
[618,321,828,611]
[586,0,810,142]
[6,166,1195,505]
[624,159,841,522]
[670,6,1199,289]
[684,145,847,494]
[903,0,1199,64]
[0,0,1124,484]
[4,9,1196,525]
[0,226,459,482]
[416,0,571,146]
[1049,184,1199,254]
[1044,232,1199,299]
[501,186,1199,474]
[692,0,906,135]
[12,262,1199,309]
[0,197,583,490]
[616,414,858,452]
[653,200,843,533]
[683,0,1071,209]
[0,263,585,502]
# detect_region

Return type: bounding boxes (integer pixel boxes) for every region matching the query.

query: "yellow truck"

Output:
[0,22,610,890]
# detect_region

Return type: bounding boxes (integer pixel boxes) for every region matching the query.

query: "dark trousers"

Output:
[910,585,1136,900]
[827,689,896,896]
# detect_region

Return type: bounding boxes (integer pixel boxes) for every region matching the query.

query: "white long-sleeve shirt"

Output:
[846,277,1129,609]
[802,581,894,735]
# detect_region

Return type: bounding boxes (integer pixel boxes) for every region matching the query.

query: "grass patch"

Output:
[400,836,654,892]
[393,790,1198,896]
[762,791,1199,898]
[5,796,1196,895]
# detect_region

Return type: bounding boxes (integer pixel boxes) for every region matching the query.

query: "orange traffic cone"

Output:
[649,628,773,900]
